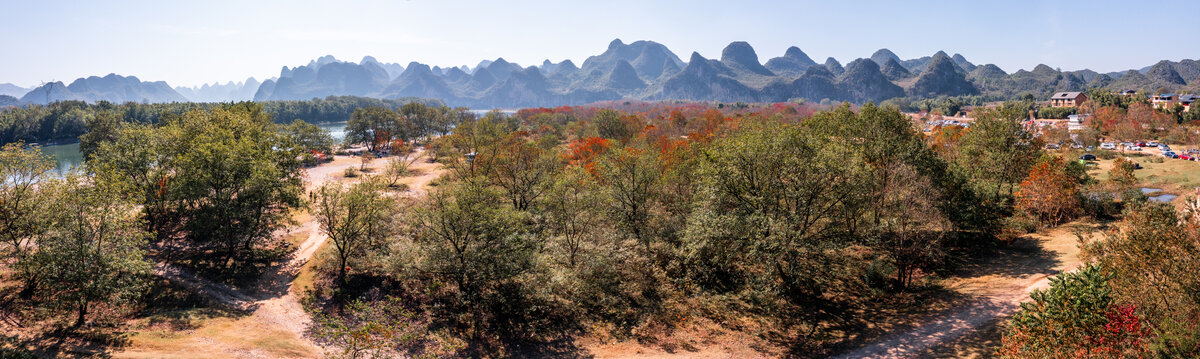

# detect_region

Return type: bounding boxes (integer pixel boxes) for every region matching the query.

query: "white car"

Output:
[1126,145,1142,151]
[1100,142,1117,150]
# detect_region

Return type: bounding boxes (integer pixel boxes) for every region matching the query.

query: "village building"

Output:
[1049,91,1087,107]
[1152,93,1177,109]
[1180,94,1197,112]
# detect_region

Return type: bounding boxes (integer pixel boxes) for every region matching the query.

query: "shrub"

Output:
[999,265,1147,358]
[343,167,360,178]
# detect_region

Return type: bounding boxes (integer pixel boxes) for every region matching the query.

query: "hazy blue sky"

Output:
[2,0,1197,87]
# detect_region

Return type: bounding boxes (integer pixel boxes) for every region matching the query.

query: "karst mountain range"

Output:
[5,39,1199,108]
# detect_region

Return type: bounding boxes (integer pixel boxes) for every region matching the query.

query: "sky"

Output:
[1,0,1197,88]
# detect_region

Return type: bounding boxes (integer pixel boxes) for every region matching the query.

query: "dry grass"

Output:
[1075,150,1200,193]
[118,308,317,358]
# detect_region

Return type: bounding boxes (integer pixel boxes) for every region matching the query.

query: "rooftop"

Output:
[1050,92,1083,99]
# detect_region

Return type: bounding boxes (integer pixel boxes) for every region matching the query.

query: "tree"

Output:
[542,168,600,267]
[484,135,557,211]
[34,175,152,327]
[89,104,305,266]
[409,179,531,299]
[1109,157,1137,188]
[876,164,950,290]
[77,110,123,160]
[1015,155,1081,225]
[282,119,335,156]
[381,143,419,190]
[0,142,55,296]
[346,107,401,152]
[594,109,641,143]
[1084,203,1200,356]
[596,146,659,251]
[957,105,1042,202]
[312,179,398,287]
[360,151,375,172]
[685,123,871,327]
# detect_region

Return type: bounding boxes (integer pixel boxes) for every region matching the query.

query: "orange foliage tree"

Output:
[1015,156,1081,224]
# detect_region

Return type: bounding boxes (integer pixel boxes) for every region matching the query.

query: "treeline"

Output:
[302,101,1117,356]
[0,96,443,145]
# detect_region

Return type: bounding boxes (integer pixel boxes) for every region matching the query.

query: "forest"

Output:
[0,95,444,145]
[1,98,1198,358]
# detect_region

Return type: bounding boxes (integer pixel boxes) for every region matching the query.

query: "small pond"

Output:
[1140,188,1178,203]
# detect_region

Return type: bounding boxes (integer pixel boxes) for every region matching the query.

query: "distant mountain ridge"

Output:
[6,39,1200,107]
[20,74,187,104]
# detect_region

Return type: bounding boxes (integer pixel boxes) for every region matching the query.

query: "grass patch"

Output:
[119,311,316,359]
[291,242,331,296]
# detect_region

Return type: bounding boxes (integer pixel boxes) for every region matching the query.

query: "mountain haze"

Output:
[6,39,1200,107]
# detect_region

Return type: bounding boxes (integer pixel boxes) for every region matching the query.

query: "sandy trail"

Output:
[151,150,445,354]
[832,224,1090,359]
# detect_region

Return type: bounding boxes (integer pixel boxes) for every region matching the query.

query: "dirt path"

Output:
[145,151,445,357]
[832,223,1093,359]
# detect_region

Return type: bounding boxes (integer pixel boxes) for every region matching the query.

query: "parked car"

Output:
[1147,141,1160,147]
[1164,151,1179,158]
[1136,141,1147,147]
[1187,149,1200,155]
[1100,142,1117,150]
[1120,142,1134,147]
[1080,154,1097,161]
[1070,143,1084,149]
[1046,143,1060,149]
[1181,154,1195,161]
[1160,145,1172,152]
[1126,145,1142,151]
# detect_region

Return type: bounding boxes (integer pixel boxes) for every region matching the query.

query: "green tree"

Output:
[542,168,601,267]
[409,179,531,298]
[0,142,55,296]
[685,123,871,328]
[346,107,401,152]
[77,110,123,159]
[162,105,304,258]
[312,179,398,287]
[282,119,336,156]
[89,104,304,268]
[34,175,152,327]
[957,105,1042,202]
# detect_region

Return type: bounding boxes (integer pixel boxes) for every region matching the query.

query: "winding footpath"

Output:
[833,225,1088,358]
[149,151,444,354]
